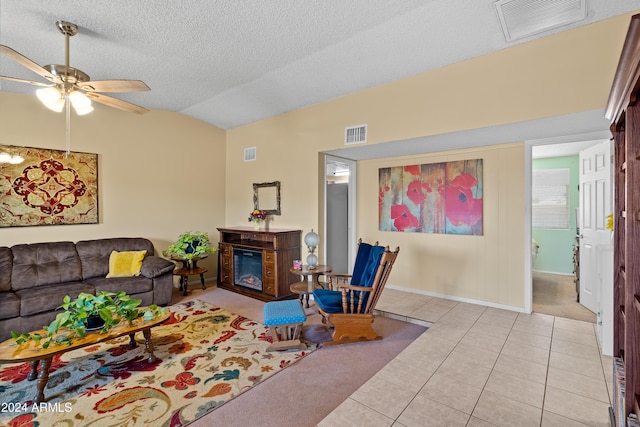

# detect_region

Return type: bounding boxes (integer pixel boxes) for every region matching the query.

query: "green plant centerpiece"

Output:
[163,231,216,266]
[12,291,164,349]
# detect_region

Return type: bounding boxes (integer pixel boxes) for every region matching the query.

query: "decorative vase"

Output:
[185,241,200,254]
[86,314,105,331]
[253,220,261,230]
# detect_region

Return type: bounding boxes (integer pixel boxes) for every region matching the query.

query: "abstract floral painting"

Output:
[0,145,98,227]
[379,159,483,235]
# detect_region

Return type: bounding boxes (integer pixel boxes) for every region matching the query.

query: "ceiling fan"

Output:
[0,20,149,115]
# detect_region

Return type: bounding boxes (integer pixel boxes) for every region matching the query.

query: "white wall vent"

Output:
[494,0,586,43]
[244,147,257,162]
[345,124,367,145]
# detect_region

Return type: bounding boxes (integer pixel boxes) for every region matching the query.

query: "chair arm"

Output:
[325,273,352,290]
[340,285,371,292]
[325,273,352,279]
[339,286,372,313]
[140,256,175,279]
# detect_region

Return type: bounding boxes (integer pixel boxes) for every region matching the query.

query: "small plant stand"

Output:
[172,256,208,296]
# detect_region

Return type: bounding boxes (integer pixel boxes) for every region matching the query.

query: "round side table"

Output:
[172,255,208,296]
[289,265,332,308]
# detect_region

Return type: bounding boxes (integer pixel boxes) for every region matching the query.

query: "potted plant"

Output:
[163,231,216,266]
[12,291,164,349]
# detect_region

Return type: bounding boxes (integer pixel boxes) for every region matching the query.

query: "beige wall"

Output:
[1,13,634,309]
[360,143,525,307]
[0,93,226,277]
[225,13,634,310]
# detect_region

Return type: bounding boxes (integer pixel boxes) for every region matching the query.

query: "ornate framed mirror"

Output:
[253,181,281,215]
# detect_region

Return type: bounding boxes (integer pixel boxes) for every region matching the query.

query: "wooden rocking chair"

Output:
[313,241,399,346]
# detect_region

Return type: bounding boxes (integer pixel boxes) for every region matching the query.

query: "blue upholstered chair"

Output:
[313,240,399,346]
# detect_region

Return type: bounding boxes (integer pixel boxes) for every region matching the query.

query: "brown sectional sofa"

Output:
[0,237,176,341]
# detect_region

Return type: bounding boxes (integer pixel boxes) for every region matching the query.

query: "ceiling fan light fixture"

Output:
[69,91,93,115]
[9,155,25,164]
[0,152,25,164]
[36,87,64,112]
[1,21,150,119]
[73,104,94,115]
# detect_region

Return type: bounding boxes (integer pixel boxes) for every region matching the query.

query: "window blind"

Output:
[532,169,570,229]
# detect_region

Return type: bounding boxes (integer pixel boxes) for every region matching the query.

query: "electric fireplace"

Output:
[233,248,263,291]
[217,227,301,301]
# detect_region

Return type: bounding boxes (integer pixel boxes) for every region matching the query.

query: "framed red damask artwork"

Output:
[0,145,98,227]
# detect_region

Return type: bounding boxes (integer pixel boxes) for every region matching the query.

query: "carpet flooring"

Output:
[172,285,428,427]
[532,271,596,323]
[0,300,315,426]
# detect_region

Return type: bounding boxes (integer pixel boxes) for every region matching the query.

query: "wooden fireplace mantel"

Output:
[216,227,301,301]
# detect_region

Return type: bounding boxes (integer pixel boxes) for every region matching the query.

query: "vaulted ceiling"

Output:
[1,1,638,133]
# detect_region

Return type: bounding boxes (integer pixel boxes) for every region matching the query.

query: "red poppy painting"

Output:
[379,159,483,235]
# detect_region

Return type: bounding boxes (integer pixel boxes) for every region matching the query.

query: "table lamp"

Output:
[304,229,320,269]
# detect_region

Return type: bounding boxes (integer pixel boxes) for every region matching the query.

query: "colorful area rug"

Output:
[0,299,315,426]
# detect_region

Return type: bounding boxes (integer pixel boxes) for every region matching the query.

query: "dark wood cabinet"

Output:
[605,13,640,426]
[216,227,301,301]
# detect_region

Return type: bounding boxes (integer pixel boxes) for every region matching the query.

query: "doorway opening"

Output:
[529,139,611,332]
[323,155,356,275]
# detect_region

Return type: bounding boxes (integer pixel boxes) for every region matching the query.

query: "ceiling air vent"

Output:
[345,124,367,145]
[494,0,586,43]
[244,147,256,162]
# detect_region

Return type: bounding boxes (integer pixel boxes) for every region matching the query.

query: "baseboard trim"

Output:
[385,284,528,313]
[533,269,574,276]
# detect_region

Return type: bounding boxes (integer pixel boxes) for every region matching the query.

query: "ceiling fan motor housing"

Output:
[43,64,90,85]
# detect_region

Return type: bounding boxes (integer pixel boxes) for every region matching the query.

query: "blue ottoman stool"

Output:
[263,300,307,351]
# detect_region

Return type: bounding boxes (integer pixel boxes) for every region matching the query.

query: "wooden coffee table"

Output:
[0,308,171,403]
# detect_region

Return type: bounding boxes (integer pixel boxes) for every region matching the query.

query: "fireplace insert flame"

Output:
[233,248,263,291]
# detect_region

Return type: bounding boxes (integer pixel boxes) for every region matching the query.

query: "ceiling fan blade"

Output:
[0,75,52,87]
[85,92,149,114]
[0,45,56,81]
[78,79,150,93]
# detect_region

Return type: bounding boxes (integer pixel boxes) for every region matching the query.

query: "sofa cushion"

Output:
[15,281,95,317]
[17,311,58,336]
[0,317,21,341]
[11,242,82,291]
[128,290,154,307]
[106,250,147,278]
[0,291,20,320]
[85,276,154,296]
[0,247,12,292]
[76,238,155,279]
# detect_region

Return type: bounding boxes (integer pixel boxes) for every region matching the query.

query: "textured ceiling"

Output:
[0,1,638,132]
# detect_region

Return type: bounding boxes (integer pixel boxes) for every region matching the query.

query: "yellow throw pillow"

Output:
[106,250,147,278]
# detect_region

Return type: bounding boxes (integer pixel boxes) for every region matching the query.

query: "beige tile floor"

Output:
[319,288,613,427]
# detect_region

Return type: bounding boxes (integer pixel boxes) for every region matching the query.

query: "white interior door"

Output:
[579,140,613,354]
